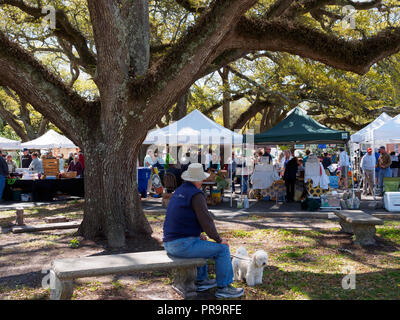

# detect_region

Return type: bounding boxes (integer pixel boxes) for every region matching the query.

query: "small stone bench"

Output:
[11,221,80,233]
[334,210,383,245]
[49,250,205,300]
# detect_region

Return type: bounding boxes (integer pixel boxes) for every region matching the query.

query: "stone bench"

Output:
[334,210,383,245]
[12,221,81,233]
[49,250,205,300]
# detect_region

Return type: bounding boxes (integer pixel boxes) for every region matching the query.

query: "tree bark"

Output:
[220,68,231,128]
[172,92,188,121]
[77,120,152,248]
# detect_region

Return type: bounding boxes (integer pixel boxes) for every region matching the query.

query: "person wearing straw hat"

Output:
[163,163,244,298]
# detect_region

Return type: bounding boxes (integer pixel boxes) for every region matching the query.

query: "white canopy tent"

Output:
[21,129,77,149]
[350,113,400,199]
[0,136,21,150]
[143,109,244,207]
[143,109,243,145]
[350,112,392,144]
[366,114,400,144]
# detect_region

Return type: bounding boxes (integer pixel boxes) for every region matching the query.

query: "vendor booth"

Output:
[352,114,400,202]
[245,107,350,209]
[2,130,82,202]
[142,109,243,206]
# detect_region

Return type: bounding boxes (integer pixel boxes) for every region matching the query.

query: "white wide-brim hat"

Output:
[181,163,210,182]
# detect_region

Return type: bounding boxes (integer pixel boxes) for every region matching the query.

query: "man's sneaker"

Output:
[215,285,244,298]
[196,279,217,292]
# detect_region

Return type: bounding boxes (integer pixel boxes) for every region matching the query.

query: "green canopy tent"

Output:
[246,107,350,144]
[241,107,351,199]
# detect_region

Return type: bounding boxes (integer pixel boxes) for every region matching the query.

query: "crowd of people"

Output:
[142,144,400,201]
[0,147,85,202]
[359,146,400,195]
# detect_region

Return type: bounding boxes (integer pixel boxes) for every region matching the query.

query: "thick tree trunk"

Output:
[77,137,153,248]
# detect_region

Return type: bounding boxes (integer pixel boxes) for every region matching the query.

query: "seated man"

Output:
[163,163,244,298]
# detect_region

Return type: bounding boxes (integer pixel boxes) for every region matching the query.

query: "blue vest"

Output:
[163,182,204,242]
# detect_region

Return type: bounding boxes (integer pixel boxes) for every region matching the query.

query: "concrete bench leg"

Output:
[171,266,198,299]
[339,219,353,234]
[50,270,74,300]
[352,224,377,246]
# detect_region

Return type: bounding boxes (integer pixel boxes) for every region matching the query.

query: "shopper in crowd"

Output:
[377,146,392,192]
[297,158,305,174]
[390,151,399,177]
[78,151,85,175]
[283,149,298,202]
[6,154,17,174]
[303,149,311,167]
[144,149,154,168]
[29,152,43,174]
[339,148,350,190]
[227,152,238,192]
[0,149,9,201]
[67,154,83,177]
[262,146,274,164]
[322,153,332,170]
[205,148,213,171]
[21,148,32,168]
[375,149,380,185]
[360,147,376,196]
[58,154,65,172]
[67,152,74,165]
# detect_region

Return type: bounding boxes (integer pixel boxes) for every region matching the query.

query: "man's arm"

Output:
[191,192,223,243]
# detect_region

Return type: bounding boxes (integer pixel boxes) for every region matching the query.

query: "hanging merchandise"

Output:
[151,167,164,196]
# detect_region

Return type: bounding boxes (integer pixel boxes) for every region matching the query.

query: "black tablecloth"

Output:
[4,178,84,202]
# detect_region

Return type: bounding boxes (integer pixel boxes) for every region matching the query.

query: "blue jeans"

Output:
[0,175,6,200]
[378,167,391,189]
[239,176,248,194]
[164,237,233,287]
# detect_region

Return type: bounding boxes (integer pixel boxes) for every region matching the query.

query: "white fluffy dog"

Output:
[232,246,268,286]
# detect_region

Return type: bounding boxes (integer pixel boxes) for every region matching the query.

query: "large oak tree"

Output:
[0,0,399,248]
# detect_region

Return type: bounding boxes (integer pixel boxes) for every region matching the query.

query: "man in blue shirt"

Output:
[163,163,244,298]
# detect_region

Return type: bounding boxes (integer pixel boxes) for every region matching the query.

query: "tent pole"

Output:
[372,132,376,201]
[241,143,243,201]
[346,142,355,197]
[230,136,233,208]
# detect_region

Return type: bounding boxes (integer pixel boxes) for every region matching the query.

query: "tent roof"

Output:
[21,129,77,149]
[250,107,350,144]
[143,109,243,145]
[0,136,21,150]
[350,112,392,143]
[365,114,400,143]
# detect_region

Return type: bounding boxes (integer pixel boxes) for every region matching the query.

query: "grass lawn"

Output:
[0,201,399,300]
